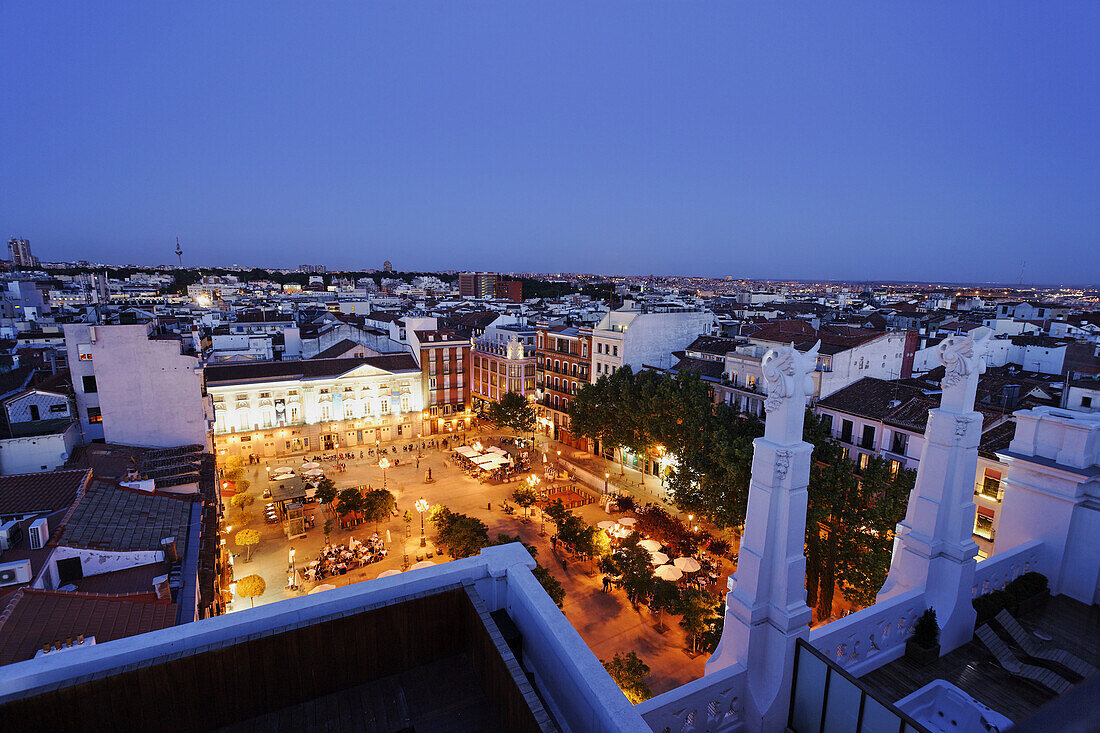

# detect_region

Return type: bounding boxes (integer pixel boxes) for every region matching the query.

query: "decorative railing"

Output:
[972,539,1044,598]
[808,588,925,677]
[636,663,746,733]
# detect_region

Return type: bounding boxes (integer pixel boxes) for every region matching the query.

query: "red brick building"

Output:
[414,329,472,436]
[535,323,591,450]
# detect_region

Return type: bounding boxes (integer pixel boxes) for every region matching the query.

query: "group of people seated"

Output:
[307,534,388,581]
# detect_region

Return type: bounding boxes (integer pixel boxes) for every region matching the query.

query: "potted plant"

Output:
[905,608,940,665]
[1005,572,1049,616]
[972,589,1013,627]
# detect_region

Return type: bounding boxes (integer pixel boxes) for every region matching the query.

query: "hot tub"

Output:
[896,680,1013,733]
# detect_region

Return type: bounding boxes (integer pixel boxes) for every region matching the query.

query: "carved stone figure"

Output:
[937,327,991,413]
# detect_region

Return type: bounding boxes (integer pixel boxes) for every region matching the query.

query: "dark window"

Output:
[29,404,40,420]
[890,432,908,456]
[1084,396,1093,408]
[82,375,97,393]
[860,424,876,449]
[819,413,833,432]
[56,557,83,584]
[840,419,853,443]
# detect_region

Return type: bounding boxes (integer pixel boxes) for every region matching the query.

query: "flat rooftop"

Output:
[0,583,558,733]
[860,595,1100,724]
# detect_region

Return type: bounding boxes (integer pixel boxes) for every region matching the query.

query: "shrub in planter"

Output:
[1006,572,1049,615]
[905,608,940,665]
[972,589,1013,627]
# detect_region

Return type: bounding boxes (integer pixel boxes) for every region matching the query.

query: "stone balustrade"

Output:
[972,539,1044,598]
[636,663,746,733]
[808,588,926,677]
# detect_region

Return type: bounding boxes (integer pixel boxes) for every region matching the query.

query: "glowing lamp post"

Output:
[288,547,297,590]
[415,497,429,547]
[604,472,610,495]
[379,457,390,488]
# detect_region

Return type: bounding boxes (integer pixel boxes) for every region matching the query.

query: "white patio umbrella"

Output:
[301,461,320,469]
[674,557,702,573]
[410,560,436,570]
[618,517,637,527]
[649,551,669,566]
[304,468,325,477]
[272,468,294,476]
[655,565,683,581]
[638,539,663,552]
[308,584,337,594]
[376,569,402,579]
[597,520,617,530]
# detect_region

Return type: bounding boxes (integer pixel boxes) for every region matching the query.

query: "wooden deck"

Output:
[859,595,1100,725]
[217,654,496,733]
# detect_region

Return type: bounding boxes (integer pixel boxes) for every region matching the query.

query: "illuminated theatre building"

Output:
[205,355,430,458]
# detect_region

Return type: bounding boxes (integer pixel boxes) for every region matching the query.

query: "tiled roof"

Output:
[0,469,89,516]
[204,354,420,385]
[684,335,743,356]
[60,482,195,553]
[670,356,726,381]
[0,588,176,666]
[817,378,932,430]
[310,339,361,359]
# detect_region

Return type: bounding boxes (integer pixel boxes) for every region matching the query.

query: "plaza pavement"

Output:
[223,431,718,696]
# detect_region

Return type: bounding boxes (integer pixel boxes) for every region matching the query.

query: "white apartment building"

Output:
[205,354,425,457]
[590,302,713,379]
[64,323,211,449]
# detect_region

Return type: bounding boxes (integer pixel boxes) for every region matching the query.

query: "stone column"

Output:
[878,327,990,651]
[707,342,818,732]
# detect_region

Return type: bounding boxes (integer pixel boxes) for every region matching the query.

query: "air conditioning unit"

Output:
[28,517,49,550]
[0,520,23,551]
[0,559,32,587]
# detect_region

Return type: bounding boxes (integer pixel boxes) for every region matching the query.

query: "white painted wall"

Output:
[0,423,81,474]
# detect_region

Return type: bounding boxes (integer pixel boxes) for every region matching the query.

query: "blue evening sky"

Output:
[1,3,1097,283]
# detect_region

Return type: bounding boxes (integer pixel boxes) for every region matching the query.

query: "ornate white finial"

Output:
[761,341,820,444]
[937,327,991,413]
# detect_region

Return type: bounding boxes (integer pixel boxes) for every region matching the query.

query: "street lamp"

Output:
[417,433,422,458]
[604,472,610,495]
[379,457,390,488]
[415,497,429,547]
[288,546,297,590]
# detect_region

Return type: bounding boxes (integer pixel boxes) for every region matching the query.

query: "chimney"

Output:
[152,574,171,601]
[161,536,178,563]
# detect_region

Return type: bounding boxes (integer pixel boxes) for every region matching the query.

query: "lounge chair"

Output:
[975,625,1073,694]
[995,609,1098,679]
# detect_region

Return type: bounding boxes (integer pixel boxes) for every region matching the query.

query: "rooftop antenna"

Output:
[1017,260,1026,288]
[175,236,183,267]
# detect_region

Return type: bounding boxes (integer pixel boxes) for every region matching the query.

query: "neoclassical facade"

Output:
[205,355,426,457]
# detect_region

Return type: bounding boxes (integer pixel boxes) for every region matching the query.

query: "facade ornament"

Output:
[954,416,971,437]
[937,327,991,413]
[775,449,792,480]
[761,341,821,414]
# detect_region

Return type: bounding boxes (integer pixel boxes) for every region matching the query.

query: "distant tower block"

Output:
[175,236,183,267]
[383,260,393,273]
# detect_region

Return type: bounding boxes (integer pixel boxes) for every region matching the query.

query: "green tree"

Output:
[229,493,255,522]
[602,651,652,704]
[314,477,338,506]
[361,488,396,532]
[608,536,656,608]
[488,391,536,436]
[647,578,682,633]
[334,487,364,523]
[431,507,490,559]
[679,587,719,654]
[532,566,566,607]
[510,485,538,519]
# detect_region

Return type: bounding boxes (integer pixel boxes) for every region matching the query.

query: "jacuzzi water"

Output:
[896,679,1014,733]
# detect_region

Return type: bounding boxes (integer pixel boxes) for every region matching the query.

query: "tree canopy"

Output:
[236,574,266,608]
[602,652,653,704]
[487,391,535,434]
